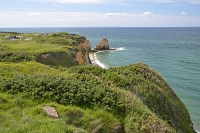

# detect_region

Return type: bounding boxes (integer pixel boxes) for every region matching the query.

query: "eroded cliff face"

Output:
[34,36,92,67]
[75,37,91,65]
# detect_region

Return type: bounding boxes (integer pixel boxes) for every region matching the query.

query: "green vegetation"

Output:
[0,93,121,133]
[0,32,195,132]
[0,32,82,67]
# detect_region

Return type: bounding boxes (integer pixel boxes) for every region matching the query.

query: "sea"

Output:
[0,27,200,132]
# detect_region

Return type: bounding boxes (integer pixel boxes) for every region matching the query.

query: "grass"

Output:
[5,41,72,55]
[0,93,122,133]
[0,40,72,61]
[0,91,175,133]
[0,32,80,67]
[0,32,195,133]
[0,62,70,79]
[0,70,178,132]
[0,93,79,133]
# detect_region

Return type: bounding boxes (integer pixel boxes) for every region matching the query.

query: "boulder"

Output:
[94,38,109,51]
[43,106,59,118]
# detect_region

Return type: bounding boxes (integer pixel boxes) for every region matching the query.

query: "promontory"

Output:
[0,32,196,133]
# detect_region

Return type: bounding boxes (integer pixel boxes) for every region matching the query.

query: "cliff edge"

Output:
[75,37,91,65]
[34,34,92,67]
[0,32,196,133]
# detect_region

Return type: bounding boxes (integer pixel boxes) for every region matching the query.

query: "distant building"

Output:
[6,36,16,41]
[6,35,23,41]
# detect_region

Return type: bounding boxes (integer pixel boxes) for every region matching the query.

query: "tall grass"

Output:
[0,93,122,133]
[0,62,69,79]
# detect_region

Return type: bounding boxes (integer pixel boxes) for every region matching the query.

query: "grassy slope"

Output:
[0,32,195,133]
[0,93,121,133]
[0,32,79,66]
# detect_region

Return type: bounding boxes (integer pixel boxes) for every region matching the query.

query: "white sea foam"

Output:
[89,54,95,65]
[93,53,108,69]
[113,47,126,51]
[89,47,126,68]
[89,52,107,68]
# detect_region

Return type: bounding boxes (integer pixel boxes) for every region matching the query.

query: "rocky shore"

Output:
[88,38,118,68]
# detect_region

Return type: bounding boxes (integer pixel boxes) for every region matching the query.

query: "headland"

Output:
[0,32,196,133]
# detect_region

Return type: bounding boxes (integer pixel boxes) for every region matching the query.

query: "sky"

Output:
[0,0,200,27]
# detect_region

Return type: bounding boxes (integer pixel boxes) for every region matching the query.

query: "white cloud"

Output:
[25,0,200,5]
[135,0,200,4]
[28,0,102,3]
[101,0,126,3]
[135,0,177,3]
[25,0,128,4]
[28,12,42,15]
[141,12,154,17]
[0,13,4,22]
[0,13,5,22]
[0,11,200,27]
[0,13,5,17]
[181,11,186,15]
[52,4,59,7]
[189,0,200,4]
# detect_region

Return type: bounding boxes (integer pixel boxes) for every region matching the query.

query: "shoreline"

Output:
[89,52,107,69]
[89,52,97,66]
[88,47,126,69]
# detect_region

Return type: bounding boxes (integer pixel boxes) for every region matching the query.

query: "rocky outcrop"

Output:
[76,37,91,51]
[76,38,91,65]
[94,38,109,51]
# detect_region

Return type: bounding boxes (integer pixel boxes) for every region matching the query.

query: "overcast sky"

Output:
[0,0,200,27]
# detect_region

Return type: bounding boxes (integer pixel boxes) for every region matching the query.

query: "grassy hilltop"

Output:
[0,32,195,133]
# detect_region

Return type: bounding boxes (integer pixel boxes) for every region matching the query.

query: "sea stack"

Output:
[94,38,109,51]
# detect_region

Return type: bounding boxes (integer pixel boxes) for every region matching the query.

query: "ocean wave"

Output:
[94,53,108,69]
[89,47,126,68]
[114,47,126,51]
[89,52,108,69]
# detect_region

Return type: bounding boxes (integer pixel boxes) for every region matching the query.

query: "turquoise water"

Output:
[1,27,200,131]
[68,27,200,132]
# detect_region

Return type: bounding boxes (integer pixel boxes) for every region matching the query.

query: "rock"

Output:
[43,106,59,118]
[78,39,91,52]
[94,38,109,51]
[76,39,91,65]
